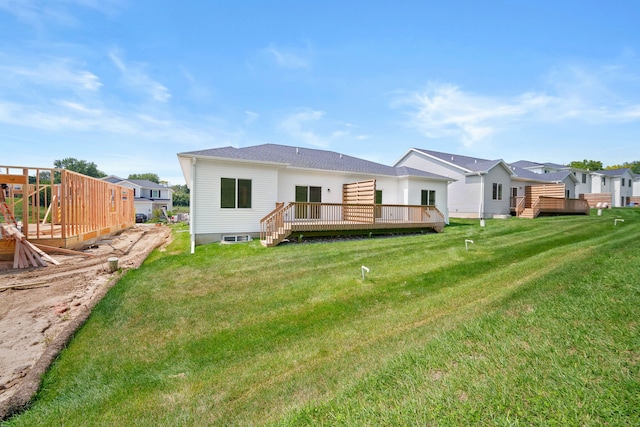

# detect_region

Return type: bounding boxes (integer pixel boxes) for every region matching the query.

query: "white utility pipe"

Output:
[614,219,625,226]
[190,157,196,254]
[361,265,370,280]
[465,239,474,250]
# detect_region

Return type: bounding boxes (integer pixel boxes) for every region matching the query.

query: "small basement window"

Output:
[222,235,252,244]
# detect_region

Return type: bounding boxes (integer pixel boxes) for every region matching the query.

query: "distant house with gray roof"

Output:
[511,160,638,207]
[394,148,515,219]
[589,168,636,207]
[102,175,173,218]
[177,144,453,246]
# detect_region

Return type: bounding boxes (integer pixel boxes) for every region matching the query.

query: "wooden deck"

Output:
[511,196,590,219]
[511,184,590,219]
[260,202,445,247]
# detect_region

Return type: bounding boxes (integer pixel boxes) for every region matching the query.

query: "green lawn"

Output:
[4,209,640,426]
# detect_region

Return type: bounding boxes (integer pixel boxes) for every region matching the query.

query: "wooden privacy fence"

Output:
[1,165,134,254]
[580,193,613,208]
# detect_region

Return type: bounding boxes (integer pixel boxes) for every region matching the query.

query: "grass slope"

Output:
[4,209,640,426]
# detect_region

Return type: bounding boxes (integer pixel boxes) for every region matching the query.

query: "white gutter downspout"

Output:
[190,157,196,254]
[478,172,484,219]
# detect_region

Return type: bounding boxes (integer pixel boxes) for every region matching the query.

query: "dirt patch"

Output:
[0,224,171,420]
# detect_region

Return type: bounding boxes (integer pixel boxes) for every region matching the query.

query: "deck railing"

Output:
[536,196,590,215]
[511,196,526,217]
[260,202,445,245]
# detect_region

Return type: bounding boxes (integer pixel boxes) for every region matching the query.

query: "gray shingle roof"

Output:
[508,165,576,183]
[412,148,510,174]
[511,160,542,169]
[180,144,451,180]
[592,168,633,177]
[127,179,169,189]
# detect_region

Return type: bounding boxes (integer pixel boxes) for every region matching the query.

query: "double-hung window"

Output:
[221,178,252,209]
[421,190,436,206]
[492,183,503,201]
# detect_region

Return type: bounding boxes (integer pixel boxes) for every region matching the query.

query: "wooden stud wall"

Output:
[1,165,134,259]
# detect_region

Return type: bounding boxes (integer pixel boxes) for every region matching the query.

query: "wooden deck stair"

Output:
[261,225,292,247]
[519,207,539,219]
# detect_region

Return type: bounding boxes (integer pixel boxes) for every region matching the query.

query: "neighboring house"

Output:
[102,176,173,217]
[177,144,453,247]
[394,149,514,219]
[510,160,570,175]
[511,160,592,197]
[589,168,636,207]
[509,165,579,199]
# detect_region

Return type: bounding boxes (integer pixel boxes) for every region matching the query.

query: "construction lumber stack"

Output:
[0,224,60,269]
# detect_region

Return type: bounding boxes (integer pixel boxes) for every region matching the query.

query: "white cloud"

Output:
[0,0,122,29]
[109,50,171,103]
[264,43,311,69]
[396,60,640,147]
[278,109,365,148]
[244,110,260,125]
[279,109,327,147]
[0,58,102,92]
[396,83,552,146]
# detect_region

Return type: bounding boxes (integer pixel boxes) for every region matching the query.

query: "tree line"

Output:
[52,158,189,207]
[49,157,640,208]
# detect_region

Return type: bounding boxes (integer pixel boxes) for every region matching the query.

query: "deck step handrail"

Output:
[260,202,293,246]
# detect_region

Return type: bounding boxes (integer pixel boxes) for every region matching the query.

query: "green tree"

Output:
[605,161,640,174]
[568,159,603,171]
[54,158,106,178]
[128,173,160,184]
[171,184,190,207]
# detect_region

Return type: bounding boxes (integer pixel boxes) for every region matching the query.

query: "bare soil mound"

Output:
[0,224,171,420]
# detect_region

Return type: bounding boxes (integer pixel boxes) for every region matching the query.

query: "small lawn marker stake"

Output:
[614,219,624,226]
[465,239,474,250]
[361,265,370,280]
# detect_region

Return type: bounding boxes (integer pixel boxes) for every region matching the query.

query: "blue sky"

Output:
[1,1,639,185]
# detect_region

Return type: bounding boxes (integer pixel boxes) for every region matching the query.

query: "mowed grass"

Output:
[4,209,640,426]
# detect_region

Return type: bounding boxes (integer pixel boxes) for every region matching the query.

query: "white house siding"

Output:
[590,174,611,194]
[277,169,365,204]
[395,152,480,218]
[634,178,640,197]
[403,177,449,222]
[573,170,592,197]
[276,170,449,220]
[561,176,577,198]
[134,201,153,217]
[619,171,634,206]
[482,166,512,218]
[193,159,278,244]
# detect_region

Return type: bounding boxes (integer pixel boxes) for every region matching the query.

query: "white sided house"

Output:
[394,149,514,219]
[589,168,636,207]
[178,144,452,248]
[103,176,173,218]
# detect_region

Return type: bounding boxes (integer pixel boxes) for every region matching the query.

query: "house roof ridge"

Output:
[179,143,452,179]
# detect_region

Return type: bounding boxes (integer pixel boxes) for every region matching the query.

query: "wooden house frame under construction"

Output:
[1,165,134,261]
